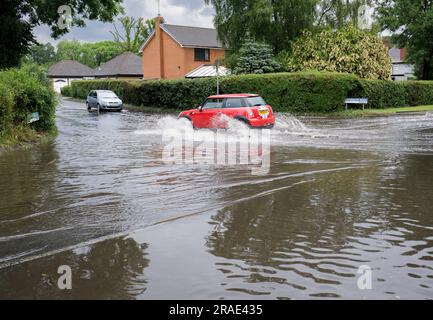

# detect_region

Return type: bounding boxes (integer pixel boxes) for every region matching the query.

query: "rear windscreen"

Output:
[246,97,266,107]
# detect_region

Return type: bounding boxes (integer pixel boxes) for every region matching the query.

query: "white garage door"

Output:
[53,79,68,93]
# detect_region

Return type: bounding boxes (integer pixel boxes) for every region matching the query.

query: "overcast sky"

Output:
[34,0,215,44]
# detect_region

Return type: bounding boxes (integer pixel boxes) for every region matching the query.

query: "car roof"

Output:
[94,90,115,93]
[208,94,259,99]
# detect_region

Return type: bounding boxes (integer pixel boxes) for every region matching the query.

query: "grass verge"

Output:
[306,105,433,118]
[0,126,56,154]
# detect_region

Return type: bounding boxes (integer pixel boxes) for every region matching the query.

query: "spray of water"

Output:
[135,113,314,144]
[275,114,309,133]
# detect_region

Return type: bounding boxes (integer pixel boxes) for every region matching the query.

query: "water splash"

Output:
[275,114,309,132]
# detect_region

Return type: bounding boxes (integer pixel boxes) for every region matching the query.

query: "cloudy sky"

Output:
[34,0,216,44]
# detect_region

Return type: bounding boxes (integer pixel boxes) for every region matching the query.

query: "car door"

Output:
[88,91,96,107]
[223,97,247,120]
[193,98,224,128]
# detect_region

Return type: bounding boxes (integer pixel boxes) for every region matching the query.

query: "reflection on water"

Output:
[206,153,433,299]
[0,237,149,300]
[1,99,433,299]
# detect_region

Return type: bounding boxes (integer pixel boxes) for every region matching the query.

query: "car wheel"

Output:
[180,116,195,129]
[236,118,252,128]
[97,103,101,112]
[86,102,91,112]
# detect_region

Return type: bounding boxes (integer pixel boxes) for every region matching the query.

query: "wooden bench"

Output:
[345,98,368,110]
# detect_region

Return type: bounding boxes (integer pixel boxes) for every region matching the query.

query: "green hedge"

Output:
[0,66,57,138]
[0,82,13,136]
[62,72,433,113]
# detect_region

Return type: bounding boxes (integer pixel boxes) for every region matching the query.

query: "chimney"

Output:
[155,16,165,79]
[400,48,407,62]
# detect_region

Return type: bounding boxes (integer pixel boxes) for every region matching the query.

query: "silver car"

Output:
[86,90,123,112]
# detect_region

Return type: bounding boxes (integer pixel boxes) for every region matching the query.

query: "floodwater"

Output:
[1,98,433,299]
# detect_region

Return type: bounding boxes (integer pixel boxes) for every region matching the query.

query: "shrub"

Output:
[64,72,433,113]
[404,81,433,106]
[283,27,392,80]
[233,38,281,75]
[0,82,13,136]
[0,66,57,137]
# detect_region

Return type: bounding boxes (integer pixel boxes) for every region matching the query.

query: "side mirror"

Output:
[198,105,203,112]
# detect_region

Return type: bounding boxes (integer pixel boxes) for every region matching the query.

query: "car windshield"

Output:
[99,92,117,99]
[246,96,266,107]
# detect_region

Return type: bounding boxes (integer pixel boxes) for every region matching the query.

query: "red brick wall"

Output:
[142,19,226,80]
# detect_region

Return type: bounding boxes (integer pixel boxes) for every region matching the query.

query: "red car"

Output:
[178,94,275,129]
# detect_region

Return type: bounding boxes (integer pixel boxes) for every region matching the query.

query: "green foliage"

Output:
[57,40,124,68]
[0,0,124,69]
[375,0,433,80]
[111,16,156,54]
[25,43,57,66]
[0,0,36,69]
[283,26,392,80]
[204,0,317,52]
[317,0,372,28]
[0,66,57,137]
[0,83,14,136]
[233,39,281,74]
[62,72,433,113]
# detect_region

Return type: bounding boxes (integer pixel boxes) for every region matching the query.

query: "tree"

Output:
[233,38,281,74]
[282,26,391,80]
[57,40,124,68]
[316,0,372,28]
[0,0,35,69]
[205,0,317,52]
[375,0,433,80]
[110,16,155,54]
[0,0,123,69]
[26,43,57,66]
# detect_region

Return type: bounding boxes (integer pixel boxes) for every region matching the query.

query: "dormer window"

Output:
[195,48,210,62]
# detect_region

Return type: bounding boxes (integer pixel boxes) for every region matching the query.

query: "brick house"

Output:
[139,16,226,80]
[388,47,415,81]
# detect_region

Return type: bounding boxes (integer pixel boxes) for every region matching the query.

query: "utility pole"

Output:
[215,60,220,95]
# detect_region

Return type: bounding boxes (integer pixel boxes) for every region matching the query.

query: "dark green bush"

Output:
[0,82,13,136]
[0,66,57,137]
[62,72,433,113]
[358,79,407,109]
[404,81,433,106]
[60,85,72,97]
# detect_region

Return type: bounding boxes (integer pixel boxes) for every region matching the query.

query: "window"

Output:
[225,98,244,108]
[202,98,224,110]
[195,48,210,61]
[99,91,118,99]
[246,96,266,107]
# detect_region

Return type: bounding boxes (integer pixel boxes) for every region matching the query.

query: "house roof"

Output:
[389,48,402,63]
[47,60,94,77]
[185,64,230,78]
[139,23,224,52]
[94,52,143,77]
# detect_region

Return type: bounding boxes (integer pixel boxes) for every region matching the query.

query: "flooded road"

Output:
[1,98,433,299]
